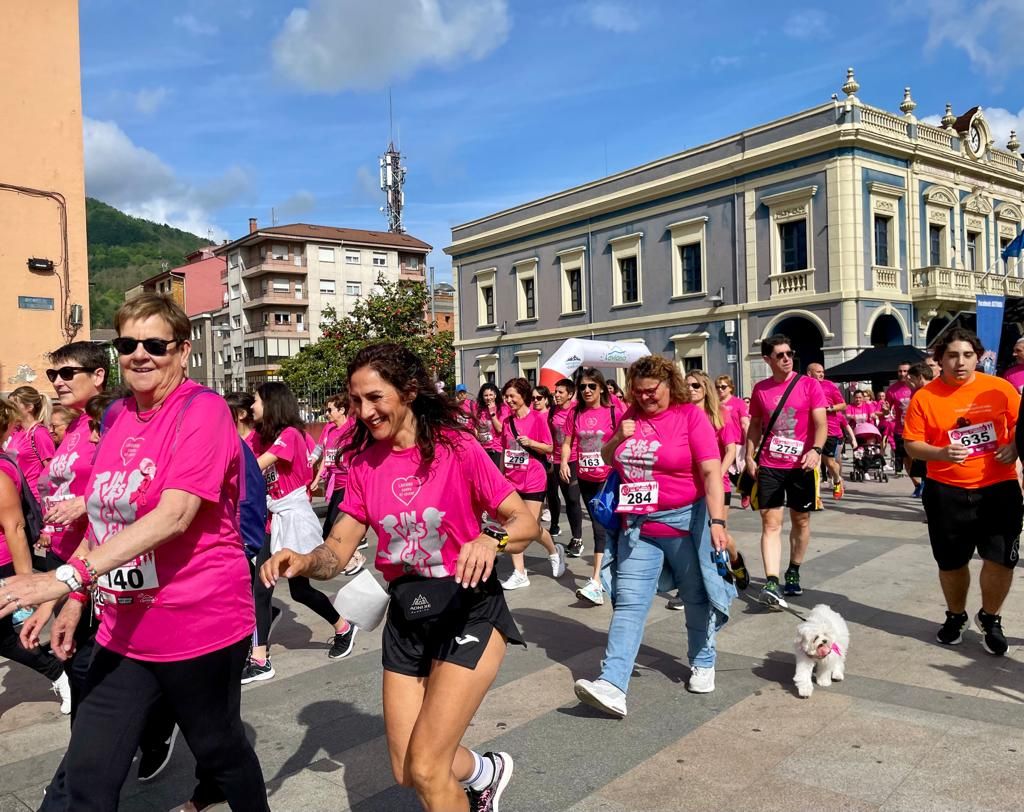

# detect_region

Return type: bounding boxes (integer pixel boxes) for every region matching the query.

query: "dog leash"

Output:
[777,601,809,622]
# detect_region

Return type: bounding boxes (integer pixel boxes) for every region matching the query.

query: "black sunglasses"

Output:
[579,382,600,391]
[46,366,92,383]
[688,382,703,390]
[112,337,181,356]
[532,395,546,401]
[772,351,795,359]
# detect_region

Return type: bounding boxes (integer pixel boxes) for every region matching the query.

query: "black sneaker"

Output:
[137,725,178,782]
[549,526,562,537]
[328,625,357,659]
[566,538,583,558]
[731,553,750,591]
[466,751,513,812]
[975,610,1008,655]
[783,566,802,596]
[241,657,275,684]
[759,580,787,610]
[936,611,968,645]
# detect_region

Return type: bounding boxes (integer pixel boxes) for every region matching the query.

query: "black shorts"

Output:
[909,459,927,479]
[922,479,1022,571]
[894,435,907,462]
[724,491,732,507]
[755,466,817,512]
[381,575,524,678]
[517,489,546,502]
[822,436,843,458]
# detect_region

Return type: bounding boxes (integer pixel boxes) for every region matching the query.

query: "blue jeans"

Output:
[599,532,716,693]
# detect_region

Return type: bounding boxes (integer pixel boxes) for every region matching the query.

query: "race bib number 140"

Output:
[100,553,159,593]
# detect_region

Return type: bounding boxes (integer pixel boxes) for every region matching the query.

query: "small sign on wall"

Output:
[18,296,54,310]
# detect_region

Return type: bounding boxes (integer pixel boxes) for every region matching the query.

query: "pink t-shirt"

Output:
[0,456,22,567]
[716,418,742,491]
[885,381,913,434]
[241,430,258,454]
[85,380,253,662]
[613,403,720,537]
[6,423,54,500]
[750,374,827,470]
[340,428,515,582]
[258,426,312,500]
[42,413,94,562]
[323,418,356,498]
[845,403,875,427]
[1004,364,1024,393]
[501,408,552,492]
[473,403,505,451]
[720,396,749,434]
[549,405,577,464]
[456,399,475,429]
[571,402,625,482]
[819,379,845,436]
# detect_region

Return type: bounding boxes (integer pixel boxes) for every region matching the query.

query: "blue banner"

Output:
[976,294,1005,374]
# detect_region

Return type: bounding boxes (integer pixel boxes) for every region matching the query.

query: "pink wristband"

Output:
[68,590,89,604]
[68,557,93,587]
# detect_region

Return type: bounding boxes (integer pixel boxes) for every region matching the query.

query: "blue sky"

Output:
[80,0,1024,281]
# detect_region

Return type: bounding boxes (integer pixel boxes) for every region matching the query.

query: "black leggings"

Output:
[322,487,345,540]
[253,536,339,647]
[48,637,268,812]
[578,477,610,555]
[0,562,63,683]
[546,461,583,539]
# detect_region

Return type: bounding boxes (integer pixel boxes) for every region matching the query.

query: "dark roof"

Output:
[952,106,980,134]
[824,345,926,382]
[216,223,431,254]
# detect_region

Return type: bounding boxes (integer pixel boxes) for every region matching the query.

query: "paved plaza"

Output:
[1,477,1022,811]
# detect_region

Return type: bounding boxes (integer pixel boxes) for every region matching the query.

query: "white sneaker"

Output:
[574,678,627,718]
[576,579,604,605]
[549,543,566,578]
[51,672,72,715]
[541,508,551,522]
[687,666,715,694]
[501,570,531,590]
[666,596,685,611]
[342,551,366,576]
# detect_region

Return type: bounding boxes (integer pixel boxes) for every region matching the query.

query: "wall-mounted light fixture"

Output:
[707,286,725,307]
[494,320,508,336]
[27,257,55,272]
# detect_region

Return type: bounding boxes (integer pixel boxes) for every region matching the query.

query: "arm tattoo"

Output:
[307,544,342,580]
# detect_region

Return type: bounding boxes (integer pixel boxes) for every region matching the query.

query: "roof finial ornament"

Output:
[899,87,916,117]
[1008,130,1020,153]
[842,67,859,99]
[941,103,956,130]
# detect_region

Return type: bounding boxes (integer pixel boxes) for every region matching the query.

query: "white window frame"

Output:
[609,232,643,308]
[320,279,336,295]
[762,185,817,296]
[667,217,708,299]
[475,267,497,327]
[476,353,499,386]
[868,182,904,272]
[345,250,361,264]
[271,244,288,261]
[513,258,539,323]
[963,216,986,272]
[996,203,1024,275]
[318,247,335,263]
[272,278,289,293]
[515,349,541,384]
[557,247,587,315]
[346,281,362,297]
[669,332,710,374]
[372,251,388,267]
[924,185,956,267]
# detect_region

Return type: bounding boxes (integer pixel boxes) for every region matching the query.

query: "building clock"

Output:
[965,114,990,160]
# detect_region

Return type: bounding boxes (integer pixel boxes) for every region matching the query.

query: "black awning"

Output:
[825,345,927,382]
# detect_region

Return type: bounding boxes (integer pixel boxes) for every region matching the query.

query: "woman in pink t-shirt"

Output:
[715,374,750,477]
[546,378,584,549]
[573,356,731,718]
[474,383,505,467]
[7,385,56,501]
[261,342,543,809]
[247,382,355,682]
[563,367,624,604]
[498,377,566,590]
[0,294,268,811]
[224,390,259,453]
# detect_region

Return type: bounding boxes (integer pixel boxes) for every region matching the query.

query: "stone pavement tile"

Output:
[264,767,366,812]
[701,682,851,744]
[0,709,69,766]
[0,795,33,812]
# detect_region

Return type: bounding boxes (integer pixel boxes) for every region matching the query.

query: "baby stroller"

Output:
[849,423,888,483]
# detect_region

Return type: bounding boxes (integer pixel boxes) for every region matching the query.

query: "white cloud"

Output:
[909,0,1024,75]
[173,13,218,36]
[277,190,317,219]
[922,107,1024,148]
[783,9,828,39]
[134,87,169,115]
[272,0,510,92]
[584,2,642,33]
[83,117,250,239]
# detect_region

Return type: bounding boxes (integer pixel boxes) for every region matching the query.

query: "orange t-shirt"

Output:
[902,372,1020,488]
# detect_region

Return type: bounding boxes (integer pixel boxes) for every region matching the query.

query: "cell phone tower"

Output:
[379,141,406,233]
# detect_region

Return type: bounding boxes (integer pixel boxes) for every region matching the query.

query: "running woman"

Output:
[474,383,505,468]
[261,343,539,812]
[904,328,1021,655]
[548,379,584,549]
[499,378,566,590]
[564,367,625,605]
[6,384,55,500]
[746,334,827,608]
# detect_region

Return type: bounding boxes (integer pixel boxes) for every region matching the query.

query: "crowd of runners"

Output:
[0,291,1019,811]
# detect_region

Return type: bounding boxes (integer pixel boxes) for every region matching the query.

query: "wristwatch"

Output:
[811,446,823,454]
[54,564,83,592]
[481,526,510,553]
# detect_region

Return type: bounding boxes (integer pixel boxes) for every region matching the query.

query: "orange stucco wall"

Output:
[0,0,89,396]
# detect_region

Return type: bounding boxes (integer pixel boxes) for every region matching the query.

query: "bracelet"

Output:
[710,518,727,528]
[481,526,510,553]
[68,590,89,604]
[73,556,98,586]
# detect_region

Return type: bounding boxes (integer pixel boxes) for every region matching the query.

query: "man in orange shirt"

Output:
[903,328,1021,656]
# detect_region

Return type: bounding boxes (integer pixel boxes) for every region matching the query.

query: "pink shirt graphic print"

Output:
[41,413,94,562]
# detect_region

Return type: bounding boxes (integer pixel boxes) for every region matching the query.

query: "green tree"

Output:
[279,276,455,394]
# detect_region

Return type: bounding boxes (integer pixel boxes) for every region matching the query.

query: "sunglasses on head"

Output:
[579,382,600,391]
[772,350,795,360]
[46,366,92,383]
[111,337,180,356]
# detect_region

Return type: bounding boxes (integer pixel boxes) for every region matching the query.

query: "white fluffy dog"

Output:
[793,604,849,698]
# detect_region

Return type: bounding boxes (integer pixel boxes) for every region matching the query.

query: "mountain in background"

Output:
[86,198,214,329]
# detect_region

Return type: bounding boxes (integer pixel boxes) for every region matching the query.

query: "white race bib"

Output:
[503,448,528,469]
[100,553,159,593]
[324,448,338,466]
[579,452,603,470]
[264,465,279,485]
[948,421,997,457]
[768,435,804,458]
[617,481,659,513]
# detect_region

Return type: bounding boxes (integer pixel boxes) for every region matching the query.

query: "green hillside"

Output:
[87,198,213,328]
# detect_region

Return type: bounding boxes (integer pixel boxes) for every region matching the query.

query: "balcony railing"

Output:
[861,108,908,137]
[244,324,310,337]
[872,266,901,291]
[239,257,307,278]
[768,268,815,298]
[242,293,309,309]
[911,265,1024,301]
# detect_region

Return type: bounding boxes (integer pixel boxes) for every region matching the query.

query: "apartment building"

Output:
[447,69,1024,392]
[215,220,431,387]
[0,0,90,394]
